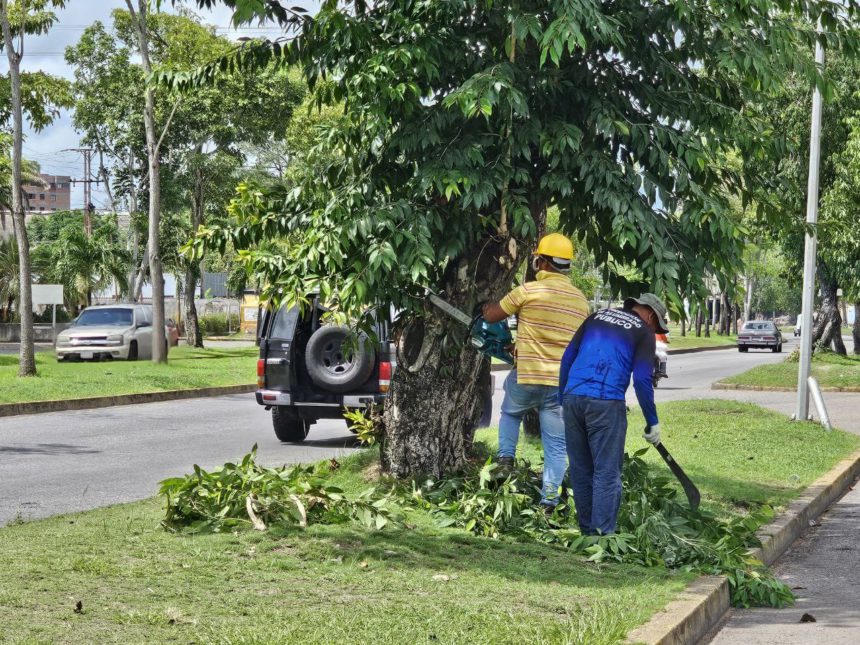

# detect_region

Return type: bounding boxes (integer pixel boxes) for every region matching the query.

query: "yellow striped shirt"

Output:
[499,271,589,386]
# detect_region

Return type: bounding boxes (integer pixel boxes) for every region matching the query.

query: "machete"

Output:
[653,441,701,511]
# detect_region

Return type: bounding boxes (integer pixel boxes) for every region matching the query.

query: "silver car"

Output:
[55,304,164,361]
[737,320,783,353]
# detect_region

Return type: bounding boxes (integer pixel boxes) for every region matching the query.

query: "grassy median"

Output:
[665,324,736,351]
[720,352,860,390]
[0,400,857,643]
[0,346,257,404]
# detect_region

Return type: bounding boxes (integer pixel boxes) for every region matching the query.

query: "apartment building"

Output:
[24,174,72,213]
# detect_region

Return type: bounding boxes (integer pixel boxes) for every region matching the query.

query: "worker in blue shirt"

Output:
[558,293,669,535]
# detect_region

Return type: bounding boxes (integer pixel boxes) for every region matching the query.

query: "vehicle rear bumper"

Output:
[256,389,386,411]
[737,340,780,348]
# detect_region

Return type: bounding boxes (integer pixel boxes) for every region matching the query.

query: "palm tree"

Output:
[41,226,130,311]
[0,235,19,321]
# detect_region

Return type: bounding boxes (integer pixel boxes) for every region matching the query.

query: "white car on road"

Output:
[55,304,166,361]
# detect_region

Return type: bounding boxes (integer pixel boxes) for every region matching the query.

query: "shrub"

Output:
[198,312,240,336]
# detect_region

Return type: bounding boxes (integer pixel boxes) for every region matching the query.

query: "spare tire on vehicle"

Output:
[305,325,376,393]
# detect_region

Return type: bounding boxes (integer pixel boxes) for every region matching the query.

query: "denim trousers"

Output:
[498,369,568,505]
[562,394,628,535]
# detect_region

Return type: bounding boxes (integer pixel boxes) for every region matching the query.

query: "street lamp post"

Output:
[795,32,825,421]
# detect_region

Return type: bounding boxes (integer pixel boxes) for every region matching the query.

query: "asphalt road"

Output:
[0,337,797,526]
[0,395,361,524]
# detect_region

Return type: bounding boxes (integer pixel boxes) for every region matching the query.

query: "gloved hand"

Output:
[643,424,661,446]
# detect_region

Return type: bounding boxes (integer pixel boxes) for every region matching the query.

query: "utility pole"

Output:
[796,29,825,422]
[66,147,99,235]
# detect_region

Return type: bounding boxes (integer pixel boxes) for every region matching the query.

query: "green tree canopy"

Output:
[175,0,860,476]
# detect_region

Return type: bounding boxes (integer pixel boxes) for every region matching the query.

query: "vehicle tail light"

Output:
[379,361,391,393]
[257,359,265,388]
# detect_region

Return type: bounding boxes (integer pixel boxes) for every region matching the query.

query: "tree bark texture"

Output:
[128,0,167,362]
[718,292,728,335]
[1,5,36,376]
[853,302,860,356]
[704,301,711,337]
[521,203,548,439]
[811,265,846,354]
[732,303,739,335]
[694,307,702,337]
[183,161,205,347]
[381,236,521,477]
[743,274,754,323]
[184,267,203,347]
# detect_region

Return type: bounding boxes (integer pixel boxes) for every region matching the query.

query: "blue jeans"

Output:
[498,369,567,505]
[562,394,627,535]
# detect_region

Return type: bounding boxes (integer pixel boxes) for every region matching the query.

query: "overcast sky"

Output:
[0,0,288,210]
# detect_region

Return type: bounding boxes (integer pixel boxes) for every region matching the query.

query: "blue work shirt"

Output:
[558,307,658,426]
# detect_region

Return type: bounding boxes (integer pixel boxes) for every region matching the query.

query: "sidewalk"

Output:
[707,387,860,644]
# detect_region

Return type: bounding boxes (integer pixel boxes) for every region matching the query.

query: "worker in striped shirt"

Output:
[482,233,589,508]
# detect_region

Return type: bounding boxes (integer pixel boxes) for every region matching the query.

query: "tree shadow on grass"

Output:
[268,520,673,595]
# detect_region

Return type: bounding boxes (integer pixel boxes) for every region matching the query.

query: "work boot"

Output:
[497,456,515,467]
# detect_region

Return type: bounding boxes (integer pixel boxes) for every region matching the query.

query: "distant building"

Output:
[24,174,71,213]
[1,174,73,239]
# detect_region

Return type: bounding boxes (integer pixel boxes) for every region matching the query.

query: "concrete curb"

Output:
[625,447,860,645]
[0,384,256,418]
[489,344,733,373]
[712,382,860,393]
[667,344,734,355]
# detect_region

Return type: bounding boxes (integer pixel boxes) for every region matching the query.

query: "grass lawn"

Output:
[0,461,690,644]
[0,400,856,643]
[721,352,860,390]
[664,324,736,350]
[480,399,859,517]
[0,346,256,404]
[667,334,736,350]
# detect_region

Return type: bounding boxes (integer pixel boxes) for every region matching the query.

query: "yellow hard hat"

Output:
[534,233,574,261]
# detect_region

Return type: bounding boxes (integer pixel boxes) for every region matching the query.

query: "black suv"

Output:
[256,298,394,442]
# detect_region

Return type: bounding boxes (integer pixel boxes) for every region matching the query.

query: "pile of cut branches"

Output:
[409,450,793,608]
[159,447,400,533]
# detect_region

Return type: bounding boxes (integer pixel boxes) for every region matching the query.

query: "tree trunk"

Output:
[97,148,116,212]
[1,5,36,377]
[732,303,739,335]
[811,265,846,354]
[184,267,203,347]
[704,301,711,337]
[853,302,860,356]
[743,274,754,323]
[680,316,686,337]
[183,158,205,348]
[521,203,548,439]
[127,148,140,300]
[718,292,728,335]
[381,235,521,477]
[694,307,702,337]
[127,0,166,363]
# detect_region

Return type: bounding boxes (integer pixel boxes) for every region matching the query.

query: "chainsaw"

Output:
[428,293,515,365]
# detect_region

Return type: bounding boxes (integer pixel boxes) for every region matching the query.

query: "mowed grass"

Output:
[2,400,858,643]
[664,324,736,350]
[0,346,257,404]
[0,454,690,644]
[479,399,860,516]
[721,352,860,390]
